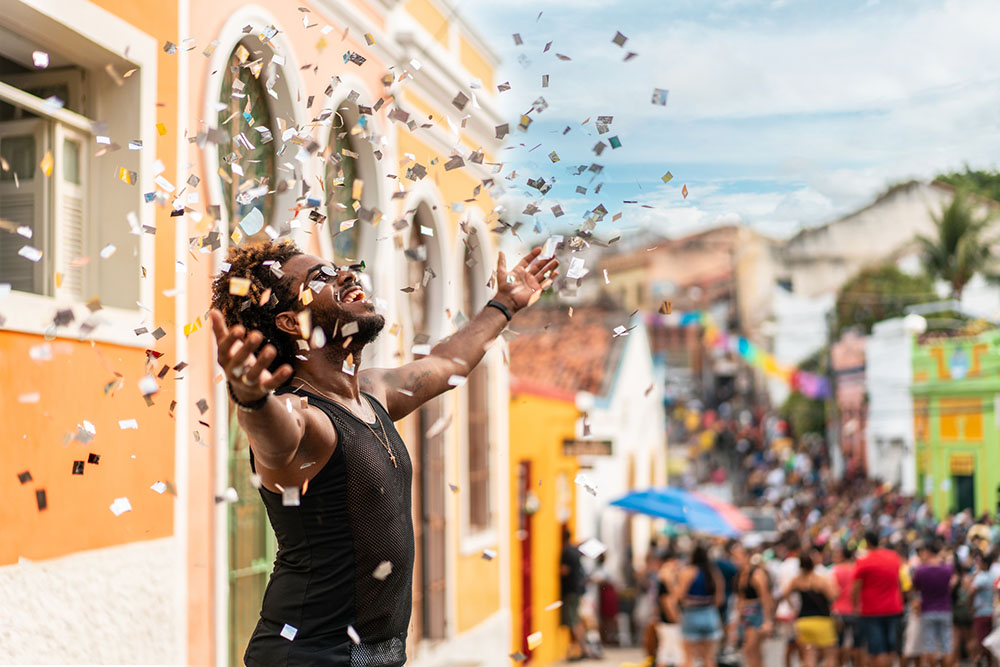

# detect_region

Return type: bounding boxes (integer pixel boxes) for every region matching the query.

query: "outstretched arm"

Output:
[362,247,558,421]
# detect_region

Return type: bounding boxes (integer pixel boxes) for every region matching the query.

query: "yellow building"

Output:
[508,380,581,665]
[1,0,511,664]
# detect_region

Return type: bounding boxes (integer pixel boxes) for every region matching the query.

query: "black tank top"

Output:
[797,585,831,618]
[244,387,414,667]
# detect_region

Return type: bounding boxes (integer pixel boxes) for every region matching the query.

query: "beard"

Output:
[310,302,385,351]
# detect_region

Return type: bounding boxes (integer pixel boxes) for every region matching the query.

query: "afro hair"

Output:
[210,239,303,374]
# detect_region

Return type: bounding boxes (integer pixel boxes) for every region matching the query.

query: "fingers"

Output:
[261,364,294,392]
[209,309,227,341]
[539,271,559,291]
[531,257,559,278]
[228,330,264,372]
[516,247,542,270]
[243,343,277,384]
[496,250,507,281]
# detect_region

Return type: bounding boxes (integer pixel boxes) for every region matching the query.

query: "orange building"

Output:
[1,0,512,664]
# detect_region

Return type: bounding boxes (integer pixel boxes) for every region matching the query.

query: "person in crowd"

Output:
[776,533,804,667]
[913,540,955,667]
[592,553,620,646]
[952,553,976,666]
[677,543,725,667]
[830,544,860,667]
[853,530,905,667]
[714,540,739,651]
[560,527,594,661]
[732,543,773,667]
[655,550,684,667]
[781,552,839,667]
[970,551,997,667]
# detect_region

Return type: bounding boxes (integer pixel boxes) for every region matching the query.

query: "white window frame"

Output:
[458,213,498,555]
[0,1,157,349]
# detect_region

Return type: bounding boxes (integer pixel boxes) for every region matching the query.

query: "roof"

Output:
[508,305,633,398]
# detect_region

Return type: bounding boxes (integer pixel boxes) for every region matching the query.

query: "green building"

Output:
[912,329,1000,518]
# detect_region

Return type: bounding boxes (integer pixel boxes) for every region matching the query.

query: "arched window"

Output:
[325,102,377,264]
[463,227,491,533]
[217,41,276,236]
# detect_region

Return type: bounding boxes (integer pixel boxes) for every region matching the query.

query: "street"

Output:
[553,640,786,667]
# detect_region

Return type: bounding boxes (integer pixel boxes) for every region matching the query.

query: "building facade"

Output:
[912,329,1000,518]
[865,318,917,495]
[1,0,513,664]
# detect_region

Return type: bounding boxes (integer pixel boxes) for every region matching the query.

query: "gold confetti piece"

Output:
[118,167,136,185]
[54,272,63,288]
[40,151,53,177]
[300,288,313,305]
[259,287,272,306]
[364,33,375,45]
[659,301,672,314]
[527,631,542,650]
[352,178,364,201]
[156,123,167,136]
[661,171,673,183]
[231,228,244,245]
[228,277,250,296]
[183,317,202,336]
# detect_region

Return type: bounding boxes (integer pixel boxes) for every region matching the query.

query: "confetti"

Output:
[17,245,42,263]
[280,624,298,641]
[510,651,527,662]
[347,625,361,644]
[36,489,47,511]
[18,471,32,484]
[110,497,132,516]
[156,123,167,135]
[661,171,674,183]
[527,631,543,650]
[72,460,85,475]
[545,600,563,611]
[574,472,598,496]
[229,277,251,296]
[652,88,669,106]
[32,51,49,68]
[578,537,607,559]
[151,481,168,494]
[18,392,40,403]
[682,184,689,198]
[239,207,264,235]
[373,561,393,580]
[282,486,301,507]
[659,301,672,314]
[612,31,628,47]
[481,548,497,561]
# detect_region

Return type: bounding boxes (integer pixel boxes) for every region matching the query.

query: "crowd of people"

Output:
[559,409,1000,666]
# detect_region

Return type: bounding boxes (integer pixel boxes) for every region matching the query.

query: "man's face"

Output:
[280,253,385,348]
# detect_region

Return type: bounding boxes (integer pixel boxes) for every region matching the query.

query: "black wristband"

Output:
[227,381,270,411]
[486,299,512,321]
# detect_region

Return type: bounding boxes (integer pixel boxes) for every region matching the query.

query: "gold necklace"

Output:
[292,378,397,468]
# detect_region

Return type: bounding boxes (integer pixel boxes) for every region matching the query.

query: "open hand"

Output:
[210,308,293,401]
[495,247,559,313]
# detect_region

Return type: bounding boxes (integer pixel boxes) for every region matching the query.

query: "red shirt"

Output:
[832,563,856,615]
[854,548,904,616]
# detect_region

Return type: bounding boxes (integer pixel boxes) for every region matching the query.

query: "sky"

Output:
[458,0,1000,241]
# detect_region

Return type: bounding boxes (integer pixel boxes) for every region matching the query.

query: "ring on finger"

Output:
[232,365,246,379]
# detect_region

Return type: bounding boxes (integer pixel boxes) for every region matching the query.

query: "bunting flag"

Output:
[646,310,831,400]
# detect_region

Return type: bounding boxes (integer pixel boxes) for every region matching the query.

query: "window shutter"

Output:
[0,119,47,295]
[53,125,87,300]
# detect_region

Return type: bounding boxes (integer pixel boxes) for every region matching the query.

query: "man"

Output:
[560,527,592,660]
[210,239,557,666]
[912,541,955,667]
[853,530,904,667]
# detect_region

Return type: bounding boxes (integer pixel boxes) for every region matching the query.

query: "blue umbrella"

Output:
[609,487,739,537]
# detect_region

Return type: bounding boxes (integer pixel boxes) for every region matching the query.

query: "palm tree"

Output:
[917,191,998,301]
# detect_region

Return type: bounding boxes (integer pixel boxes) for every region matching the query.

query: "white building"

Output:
[865,318,918,494]
[573,320,667,582]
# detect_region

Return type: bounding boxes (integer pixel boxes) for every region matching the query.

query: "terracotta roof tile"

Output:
[508,305,631,397]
